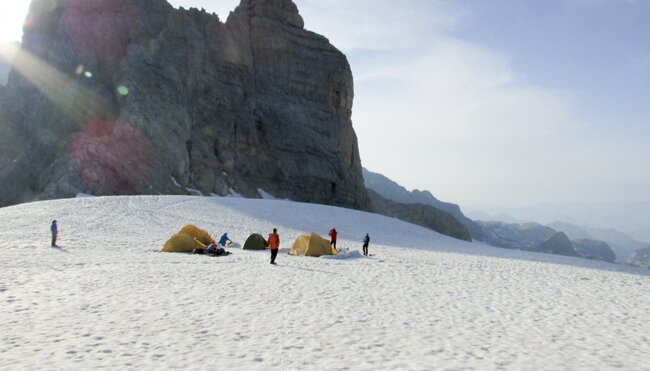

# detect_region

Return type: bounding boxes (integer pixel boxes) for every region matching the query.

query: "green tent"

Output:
[242,233,269,250]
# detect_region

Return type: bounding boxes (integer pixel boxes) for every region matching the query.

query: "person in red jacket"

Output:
[328,228,337,250]
[267,228,280,265]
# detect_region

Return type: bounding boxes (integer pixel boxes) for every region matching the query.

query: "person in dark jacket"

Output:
[50,220,58,247]
[362,233,370,256]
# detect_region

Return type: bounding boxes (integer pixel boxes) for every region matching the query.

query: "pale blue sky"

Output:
[2,0,649,209]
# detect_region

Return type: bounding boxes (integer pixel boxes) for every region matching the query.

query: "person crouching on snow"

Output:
[205,243,229,256]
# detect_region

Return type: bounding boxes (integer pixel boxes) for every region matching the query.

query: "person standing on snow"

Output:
[362,233,370,256]
[267,228,280,265]
[218,232,232,247]
[328,227,338,250]
[50,220,58,247]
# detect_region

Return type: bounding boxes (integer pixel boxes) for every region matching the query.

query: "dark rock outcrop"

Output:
[368,189,472,242]
[363,168,483,239]
[0,0,369,210]
[535,232,581,257]
[572,238,616,262]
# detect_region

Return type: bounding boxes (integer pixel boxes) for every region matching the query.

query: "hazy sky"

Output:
[2,0,649,208]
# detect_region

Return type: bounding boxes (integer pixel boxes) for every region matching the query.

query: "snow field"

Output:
[0,196,648,370]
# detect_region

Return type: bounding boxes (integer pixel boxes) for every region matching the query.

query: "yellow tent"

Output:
[162,233,201,253]
[161,225,214,253]
[179,224,215,246]
[290,232,337,257]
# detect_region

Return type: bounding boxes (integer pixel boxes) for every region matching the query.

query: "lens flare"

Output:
[71,121,152,195]
[4,45,112,122]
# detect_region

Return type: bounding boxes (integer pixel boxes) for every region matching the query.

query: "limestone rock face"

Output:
[0,0,369,209]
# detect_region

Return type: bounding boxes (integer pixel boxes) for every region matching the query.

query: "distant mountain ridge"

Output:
[628,228,650,245]
[573,238,616,262]
[476,221,556,250]
[363,168,483,239]
[477,220,616,262]
[467,210,521,224]
[467,202,650,235]
[547,221,645,261]
[536,232,581,257]
[367,189,472,242]
[362,168,621,263]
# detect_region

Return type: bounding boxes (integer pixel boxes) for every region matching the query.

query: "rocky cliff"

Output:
[0,0,369,209]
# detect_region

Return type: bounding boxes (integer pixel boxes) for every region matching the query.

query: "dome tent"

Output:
[162,233,200,253]
[162,225,215,253]
[179,224,215,246]
[290,232,337,257]
[242,233,268,250]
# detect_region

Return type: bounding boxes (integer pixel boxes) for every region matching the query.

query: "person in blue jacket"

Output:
[218,233,232,247]
[50,220,58,247]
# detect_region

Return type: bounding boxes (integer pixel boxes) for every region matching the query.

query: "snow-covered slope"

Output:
[1,196,648,370]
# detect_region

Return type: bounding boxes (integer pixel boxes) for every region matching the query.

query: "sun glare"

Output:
[0,1,31,43]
